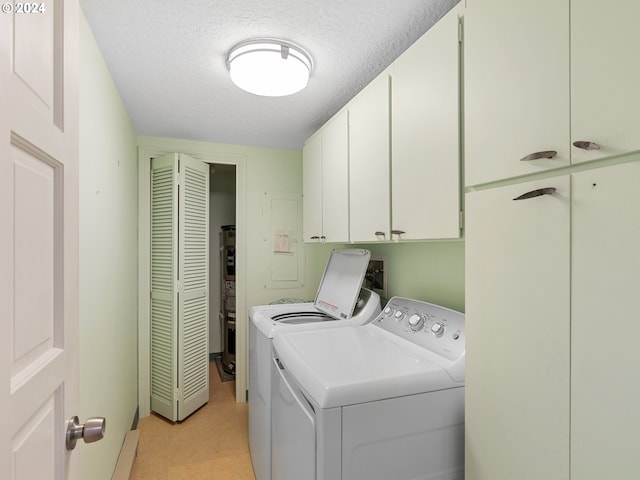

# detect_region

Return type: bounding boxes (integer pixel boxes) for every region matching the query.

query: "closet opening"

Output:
[209,163,237,380]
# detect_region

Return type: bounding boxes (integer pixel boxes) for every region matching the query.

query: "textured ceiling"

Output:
[80,0,460,150]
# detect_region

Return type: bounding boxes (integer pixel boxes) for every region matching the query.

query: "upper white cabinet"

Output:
[348,5,462,243]
[571,0,640,163]
[465,0,640,186]
[465,158,640,480]
[302,129,323,241]
[348,71,391,242]
[304,5,463,243]
[464,0,571,186]
[302,109,349,243]
[321,110,350,242]
[391,5,461,240]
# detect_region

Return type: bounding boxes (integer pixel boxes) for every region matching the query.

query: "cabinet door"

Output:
[302,132,322,242]
[321,110,349,242]
[349,72,390,242]
[465,177,571,480]
[391,6,460,240]
[464,0,570,186]
[571,160,640,478]
[571,0,640,163]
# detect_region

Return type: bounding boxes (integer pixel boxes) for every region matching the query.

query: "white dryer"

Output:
[249,249,381,480]
[271,297,465,480]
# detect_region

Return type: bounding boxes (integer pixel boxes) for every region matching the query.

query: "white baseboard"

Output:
[112,429,140,480]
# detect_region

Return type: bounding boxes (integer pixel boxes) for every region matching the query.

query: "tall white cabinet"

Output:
[464,0,570,185]
[571,0,640,164]
[465,177,571,480]
[466,161,640,479]
[465,0,640,186]
[571,162,640,479]
[465,1,640,476]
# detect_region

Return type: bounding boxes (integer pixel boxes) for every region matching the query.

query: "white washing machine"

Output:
[249,249,381,480]
[271,297,465,480]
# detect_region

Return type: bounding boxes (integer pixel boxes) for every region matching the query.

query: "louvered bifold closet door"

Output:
[150,154,179,421]
[150,153,210,422]
[177,154,210,420]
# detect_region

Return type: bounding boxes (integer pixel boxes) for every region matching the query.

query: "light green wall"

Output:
[361,241,465,312]
[79,11,138,479]
[305,241,465,313]
[243,146,318,306]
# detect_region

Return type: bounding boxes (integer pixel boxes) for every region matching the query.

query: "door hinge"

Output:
[175,280,182,292]
[459,211,464,229]
[458,18,463,43]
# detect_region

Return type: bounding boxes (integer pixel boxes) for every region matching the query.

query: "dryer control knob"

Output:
[408,314,425,331]
[431,323,445,337]
[394,310,405,321]
[383,307,394,316]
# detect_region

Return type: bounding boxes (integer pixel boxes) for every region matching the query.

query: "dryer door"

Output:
[272,357,316,480]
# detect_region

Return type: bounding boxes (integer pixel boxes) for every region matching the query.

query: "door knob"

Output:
[65,416,106,450]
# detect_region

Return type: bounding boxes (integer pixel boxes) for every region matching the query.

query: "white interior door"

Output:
[1,2,81,479]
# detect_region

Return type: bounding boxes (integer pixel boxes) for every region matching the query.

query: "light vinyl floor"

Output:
[130,363,256,479]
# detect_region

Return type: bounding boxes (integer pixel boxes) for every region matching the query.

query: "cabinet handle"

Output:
[391,230,406,235]
[374,231,386,238]
[310,235,320,241]
[573,140,600,151]
[513,187,556,201]
[320,236,326,243]
[520,150,557,161]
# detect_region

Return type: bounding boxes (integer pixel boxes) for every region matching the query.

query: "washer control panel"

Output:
[374,297,465,361]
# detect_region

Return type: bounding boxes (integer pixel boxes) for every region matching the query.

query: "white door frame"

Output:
[137,138,248,416]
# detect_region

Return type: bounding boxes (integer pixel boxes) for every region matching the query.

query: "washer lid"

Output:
[273,325,459,409]
[314,249,371,320]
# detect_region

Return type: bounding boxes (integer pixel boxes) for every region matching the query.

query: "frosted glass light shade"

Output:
[226,39,312,97]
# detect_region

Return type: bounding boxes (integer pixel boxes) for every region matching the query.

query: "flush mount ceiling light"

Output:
[226,39,313,97]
